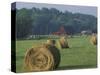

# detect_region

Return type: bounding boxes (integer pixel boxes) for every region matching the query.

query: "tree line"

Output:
[15,7,97,39]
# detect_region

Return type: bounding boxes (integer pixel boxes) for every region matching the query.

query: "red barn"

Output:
[52,26,67,35]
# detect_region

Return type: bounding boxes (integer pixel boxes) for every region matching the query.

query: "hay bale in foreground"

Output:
[24,42,60,72]
[90,34,97,45]
[59,36,69,48]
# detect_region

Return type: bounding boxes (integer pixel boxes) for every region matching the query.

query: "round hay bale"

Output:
[24,44,60,72]
[46,39,56,46]
[56,40,62,49]
[59,36,69,48]
[46,39,60,68]
[44,44,61,69]
[90,34,97,45]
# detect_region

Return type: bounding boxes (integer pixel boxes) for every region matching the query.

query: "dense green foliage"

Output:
[16,8,97,39]
[16,8,33,38]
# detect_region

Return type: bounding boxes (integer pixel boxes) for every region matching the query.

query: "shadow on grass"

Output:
[56,65,97,70]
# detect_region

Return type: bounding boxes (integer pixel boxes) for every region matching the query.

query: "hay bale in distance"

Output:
[56,40,62,50]
[46,39,56,46]
[24,42,60,72]
[59,36,69,48]
[90,34,97,45]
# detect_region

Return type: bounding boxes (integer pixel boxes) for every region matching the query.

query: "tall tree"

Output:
[16,8,33,39]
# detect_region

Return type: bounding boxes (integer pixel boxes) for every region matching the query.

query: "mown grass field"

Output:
[16,36,97,73]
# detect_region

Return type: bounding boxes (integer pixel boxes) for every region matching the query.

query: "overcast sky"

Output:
[16,2,97,17]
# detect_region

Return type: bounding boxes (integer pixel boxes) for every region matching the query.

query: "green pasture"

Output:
[15,36,97,73]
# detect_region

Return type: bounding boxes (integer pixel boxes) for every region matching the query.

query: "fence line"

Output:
[26,35,61,40]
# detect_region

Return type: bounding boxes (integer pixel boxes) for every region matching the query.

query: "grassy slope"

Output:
[16,36,97,72]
